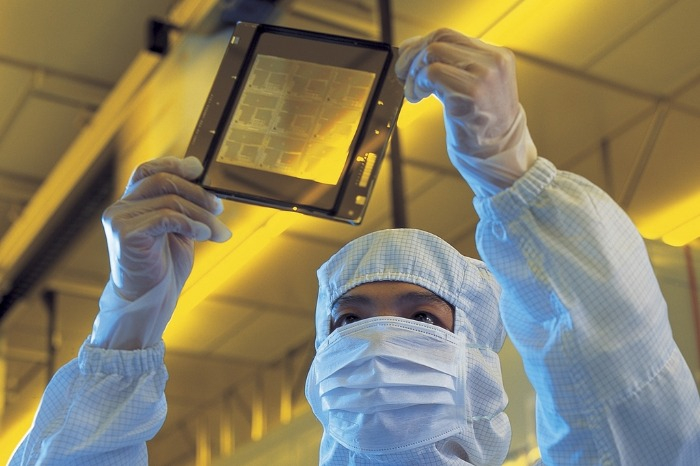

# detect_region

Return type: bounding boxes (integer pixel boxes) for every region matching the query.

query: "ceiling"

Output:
[1,0,700,464]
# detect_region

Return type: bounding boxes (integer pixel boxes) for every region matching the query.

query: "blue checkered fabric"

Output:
[9,341,167,465]
[10,158,700,465]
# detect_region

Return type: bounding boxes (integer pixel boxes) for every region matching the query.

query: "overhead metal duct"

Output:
[0,0,224,325]
[0,159,114,321]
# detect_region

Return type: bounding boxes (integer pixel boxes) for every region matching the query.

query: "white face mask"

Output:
[305,317,466,454]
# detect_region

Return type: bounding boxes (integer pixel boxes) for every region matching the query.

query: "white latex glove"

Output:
[91,156,231,349]
[395,29,537,196]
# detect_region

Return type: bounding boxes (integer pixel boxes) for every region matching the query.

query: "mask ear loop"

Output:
[450,272,484,422]
[455,330,471,420]
[454,301,469,340]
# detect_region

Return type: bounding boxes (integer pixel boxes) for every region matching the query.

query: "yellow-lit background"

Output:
[1,1,699,465]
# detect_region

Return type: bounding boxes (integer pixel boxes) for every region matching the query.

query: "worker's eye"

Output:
[333,313,361,329]
[412,311,437,325]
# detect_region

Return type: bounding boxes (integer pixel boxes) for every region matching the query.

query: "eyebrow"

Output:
[398,291,454,310]
[332,290,453,312]
[332,294,371,312]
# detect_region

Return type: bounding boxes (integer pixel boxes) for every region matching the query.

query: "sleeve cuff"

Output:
[79,338,165,376]
[473,157,558,222]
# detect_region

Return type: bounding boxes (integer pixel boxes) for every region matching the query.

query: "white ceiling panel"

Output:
[589,0,700,95]
[46,217,111,283]
[0,96,88,179]
[562,117,658,205]
[403,166,476,238]
[280,0,378,38]
[164,299,258,354]
[53,294,98,339]
[516,57,656,167]
[627,108,700,218]
[393,0,523,40]
[4,367,45,419]
[482,0,678,69]
[211,311,314,362]
[4,296,48,338]
[6,324,47,357]
[0,0,178,84]
[31,71,109,109]
[216,235,339,311]
[565,147,609,194]
[0,63,32,131]
[675,80,700,112]
[601,113,655,203]
[163,352,256,401]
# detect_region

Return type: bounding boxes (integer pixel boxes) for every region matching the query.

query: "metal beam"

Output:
[0,0,222,323]
[620,100,670,209]
[0,332,6,425]
[378,0,408,228]
[42,290,59,382]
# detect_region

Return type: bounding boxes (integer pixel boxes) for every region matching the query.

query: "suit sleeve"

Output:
[474,157,700,465]
[9,340,168,466]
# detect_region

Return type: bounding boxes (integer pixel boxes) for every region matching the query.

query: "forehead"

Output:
[341,281,436,299]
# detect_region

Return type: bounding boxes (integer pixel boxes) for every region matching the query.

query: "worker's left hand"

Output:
[395,28,520,159]
[92,156,231,349]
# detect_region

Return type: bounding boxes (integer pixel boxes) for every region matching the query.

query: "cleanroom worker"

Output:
[9,28,700,465]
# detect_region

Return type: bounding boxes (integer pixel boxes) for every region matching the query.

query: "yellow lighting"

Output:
[219,408,233,457]
[251,384,265,441]
[0,3,224,460]
[0,51,161,292]
[635,191,700,246]
[527,446,542,464]
[163,210,297,343]
[0,400,40,463]
[502,457,528,466]
[109,23,303,348]
[481,0,592,48]
[501,446,541,466]
[662,215,700,247]
[396,96,443,129]
[196,418,211,466]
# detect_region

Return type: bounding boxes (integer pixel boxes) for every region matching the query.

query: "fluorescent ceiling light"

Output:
[636,192,700,246]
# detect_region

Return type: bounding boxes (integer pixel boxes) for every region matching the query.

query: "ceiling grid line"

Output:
[475,0,528,39]
[580,0,682,71]
[512,47,662,102]
[619,100,671,210]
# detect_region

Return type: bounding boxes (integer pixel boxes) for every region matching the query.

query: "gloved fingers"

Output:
[396,28,514,104]
[124,164,224,217]
[412,61,481,115]
[395,35,422,81]
[396,29,464,101]
[128,156,204,186]
[142,195,231,242]
[105,194,232,244]
[123,207,222,243]
[403,45,508,103]
[406,58,480,105]
[396,28,476,81]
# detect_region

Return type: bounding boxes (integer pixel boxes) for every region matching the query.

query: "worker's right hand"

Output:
[395,29,537,196]
[103,156,230,300]
[91,156,231,349]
